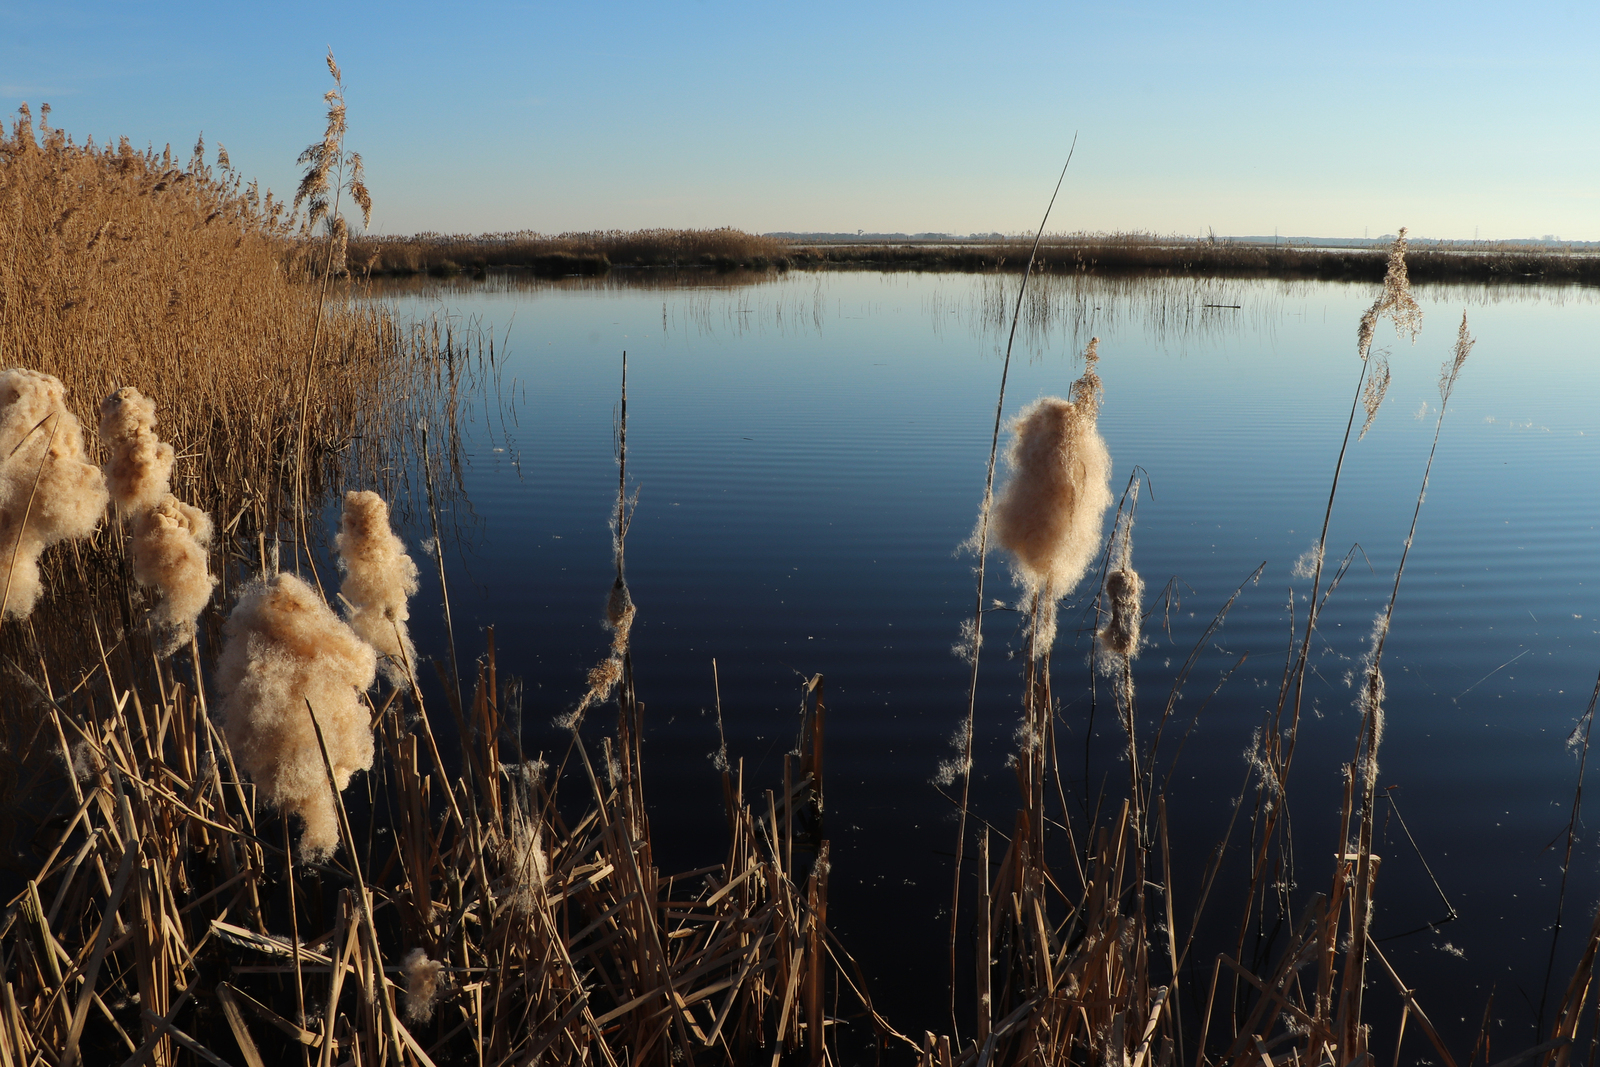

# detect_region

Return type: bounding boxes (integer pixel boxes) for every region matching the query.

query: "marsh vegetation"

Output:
[3,68,1600,1067]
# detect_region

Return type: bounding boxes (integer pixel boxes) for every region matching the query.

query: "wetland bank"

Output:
[4,95,1600,1066]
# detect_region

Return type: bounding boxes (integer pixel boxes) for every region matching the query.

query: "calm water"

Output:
[370,268,1600,1047]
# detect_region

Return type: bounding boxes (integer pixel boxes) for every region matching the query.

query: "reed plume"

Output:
[99,386,215,652]
[0,369,107,619]
[335,489,419,686]
[1355,229,1421,439]
[990,339,1112,653]
[216,572,377,860]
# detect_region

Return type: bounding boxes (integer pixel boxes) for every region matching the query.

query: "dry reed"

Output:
[0,104,460,570]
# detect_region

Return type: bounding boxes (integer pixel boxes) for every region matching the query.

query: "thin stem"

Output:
[948,134,1076,1038]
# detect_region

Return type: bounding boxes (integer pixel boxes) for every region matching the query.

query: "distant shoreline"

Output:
[349,229,1600,284]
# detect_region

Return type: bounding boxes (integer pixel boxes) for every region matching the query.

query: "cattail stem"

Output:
[949,135,1075,1037]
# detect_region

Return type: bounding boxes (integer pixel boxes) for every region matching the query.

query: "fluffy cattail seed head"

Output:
[989,344,1113,649]
[1099,567,1144,659]
[133,495,215,654]
[0,369,108,619]
[335,490,419,687]
[98,386,174,515]
[217,573,377,860]
[402,948,444,1024]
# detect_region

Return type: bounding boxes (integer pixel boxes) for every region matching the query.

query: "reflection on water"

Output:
[369,268,1600,1047]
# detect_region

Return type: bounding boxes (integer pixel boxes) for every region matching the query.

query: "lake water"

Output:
[369,267,1600,1048]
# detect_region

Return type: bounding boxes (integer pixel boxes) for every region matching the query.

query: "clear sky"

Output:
[4,1,1595,240]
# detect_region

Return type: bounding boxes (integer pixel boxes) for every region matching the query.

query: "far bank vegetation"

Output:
[356,227,1600,285]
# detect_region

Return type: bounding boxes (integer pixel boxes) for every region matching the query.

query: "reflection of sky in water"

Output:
[372,271,1600,1045]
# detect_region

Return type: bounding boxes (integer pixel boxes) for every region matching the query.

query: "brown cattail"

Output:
[402,948,444,1024]
[0,369,108,619]
[335,490,419,686]
[990,341,1113,653]
[99,386,215,652]
[216,573,377,860]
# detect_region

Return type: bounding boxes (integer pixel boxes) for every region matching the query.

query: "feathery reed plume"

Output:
[1357,228,1422,360]
[989,339,1112,653]
[98,386,174,515]
[99,386,215,652]
[1441,309,1475,402]
[335,490,419,686]
[1358,355,1392,441]
[401,948,444,1024]
[133,496,214,654]
[1352,229,1421,440]
[216,572,377,860]
[0,369,107,619]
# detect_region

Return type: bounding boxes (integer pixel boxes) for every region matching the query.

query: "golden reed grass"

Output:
[0,104,443,558]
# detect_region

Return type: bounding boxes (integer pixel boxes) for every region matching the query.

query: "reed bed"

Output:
[787,232,1600,283]
[352,229,791,277]
[3,101,494,529]
[0,101,487,684]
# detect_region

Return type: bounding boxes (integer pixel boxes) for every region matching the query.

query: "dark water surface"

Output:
[371,268,1600,1049]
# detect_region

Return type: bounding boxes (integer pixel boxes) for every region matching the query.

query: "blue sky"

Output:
[4,1,1594,239]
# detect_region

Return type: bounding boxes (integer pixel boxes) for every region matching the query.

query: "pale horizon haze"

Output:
[3,0,1595,242]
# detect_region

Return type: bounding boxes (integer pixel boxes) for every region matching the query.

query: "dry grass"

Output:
[0,103,482,690]
[0,105,463,561]
[352,228,792,276]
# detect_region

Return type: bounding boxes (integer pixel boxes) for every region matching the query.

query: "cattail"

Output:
[335,490,419,686]
[99,386,215,652]
[401,948,444,1024]
[132,496,214,654]
[216,573,377,860]
[98,386,174,514]
[990,340,1113,653]
[1099,567,1144,659]
[0,369,108,619]
[500,804,549,915]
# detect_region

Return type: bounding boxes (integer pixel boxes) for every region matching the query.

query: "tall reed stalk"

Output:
[948,136,1076,1039]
